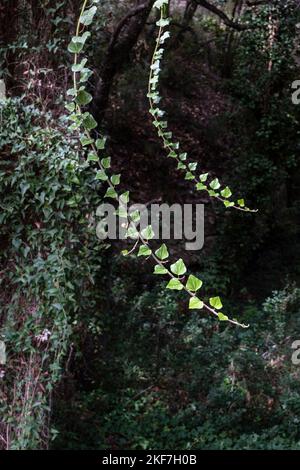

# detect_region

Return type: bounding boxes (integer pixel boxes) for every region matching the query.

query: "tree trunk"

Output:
[0,0,19,93]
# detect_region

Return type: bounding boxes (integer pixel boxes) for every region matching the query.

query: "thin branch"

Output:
[194,0,252,30]
[109,3,151,50]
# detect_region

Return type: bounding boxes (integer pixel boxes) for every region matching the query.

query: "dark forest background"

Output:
[0,0,300,450]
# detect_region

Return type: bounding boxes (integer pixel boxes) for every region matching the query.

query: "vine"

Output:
[148,0,257,213]
[66,0,249,328]
[0,98,103,448]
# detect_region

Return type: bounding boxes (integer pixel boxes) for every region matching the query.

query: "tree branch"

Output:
[194,0,251,31]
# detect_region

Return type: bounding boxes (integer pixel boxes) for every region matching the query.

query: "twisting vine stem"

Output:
[66,0,249,328]
[148,0,257,213]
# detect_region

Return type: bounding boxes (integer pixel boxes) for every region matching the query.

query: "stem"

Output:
[73,0,89,95]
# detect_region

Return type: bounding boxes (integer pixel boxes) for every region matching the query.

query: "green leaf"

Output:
[104,188,117,199]
[76,90,92,106]
[72,58,88,72]
[238,199,245,207]
[188,162,197,171]
[87,152,99,162]
[67,196,78,207]
[68,112,81,123]
[95,170,108,181]
[196,182,207,191]
[67,88,76,97]
[168,150,177,158]
[130,209,140,223]
[138,245,152,257]
[101,157,111,169]
[221,186,232,199]
[68,41,83,54]
[218,312,229,321]
[121,250,129,256]
[77,31,90,43]
[80,5,97,26]
[186,274,202,292]
[20,182,30,197]
[120,191,130,204]
[170,258,187,276]
[111,174,121,186]
[159,31,170,43]
[154,265,168,275]
[224,200,235,208]
[141,225,155,240]
[179,153,187,161]
[164,131,172,140]
[156,18,170,27]
[68,32,91,53]
[210,178,221,190]
[82,112,97,130]
[154,0,169,9]
[185,172,194,181]
[65,102,75,112]
[71,175,80,185]
[189,297,204,309]
[80,136,94,147]
[96,138,106,150]
[127,226,139,239]
[209,296,223,310]
[177,162,186,170]
[200,173,208,182]
[80,68,92,83]
[166,278,183,290]
[155,243,169,260]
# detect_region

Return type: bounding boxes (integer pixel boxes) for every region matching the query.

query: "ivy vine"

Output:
[66,0,249,328]
[148,0,257,213]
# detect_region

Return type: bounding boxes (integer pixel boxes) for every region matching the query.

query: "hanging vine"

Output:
[66,0,249,328]
[148,0,257,213]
